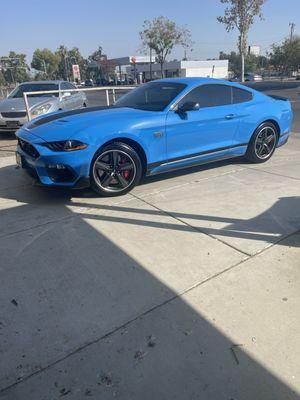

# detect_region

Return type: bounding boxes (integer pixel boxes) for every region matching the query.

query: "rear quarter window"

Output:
[232,87,253,104]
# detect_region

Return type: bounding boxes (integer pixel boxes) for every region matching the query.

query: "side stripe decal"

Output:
[148,143,248,170]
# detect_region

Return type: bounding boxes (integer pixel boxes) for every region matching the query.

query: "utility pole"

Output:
[149,46,153,80]
[289,22,296,42]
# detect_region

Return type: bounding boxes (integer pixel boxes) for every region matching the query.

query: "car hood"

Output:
[0,96,57,112]
[23,106,163,142]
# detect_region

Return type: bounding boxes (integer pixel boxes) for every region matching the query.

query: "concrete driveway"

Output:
[0,135,299,399]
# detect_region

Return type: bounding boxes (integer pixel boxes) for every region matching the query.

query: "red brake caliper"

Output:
[120,156,129,179]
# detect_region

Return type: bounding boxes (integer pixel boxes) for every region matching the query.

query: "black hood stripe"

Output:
[28,106,111,128]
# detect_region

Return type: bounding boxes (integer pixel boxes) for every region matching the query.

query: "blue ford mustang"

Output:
[16,77,293,196]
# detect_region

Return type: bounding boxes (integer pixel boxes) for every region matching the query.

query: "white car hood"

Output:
[0,96,58,112]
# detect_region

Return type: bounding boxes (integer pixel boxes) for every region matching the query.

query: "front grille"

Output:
[46,166,76,182]
[18,138,40,159]
[43,141,66,151]
[1,111,27,118]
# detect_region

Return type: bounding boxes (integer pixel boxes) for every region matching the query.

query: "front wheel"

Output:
[90,142,142,196]
[245,122,278,163]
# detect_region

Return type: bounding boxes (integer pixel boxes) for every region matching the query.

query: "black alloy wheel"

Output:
[91,143,142,196]
[246,122,278,163]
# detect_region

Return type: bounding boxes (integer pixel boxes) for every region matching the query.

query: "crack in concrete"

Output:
[1,225,299,395]
[242,165,300,182]
[130,192,252,257]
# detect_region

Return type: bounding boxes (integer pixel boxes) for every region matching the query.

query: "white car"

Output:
[0,80,88,133]
[244,73,263,82]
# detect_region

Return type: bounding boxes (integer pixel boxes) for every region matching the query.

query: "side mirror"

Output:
[176,101,200,113]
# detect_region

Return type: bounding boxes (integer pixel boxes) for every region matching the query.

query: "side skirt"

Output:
[146,144,248,176]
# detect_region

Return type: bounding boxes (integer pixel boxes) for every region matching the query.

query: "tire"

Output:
[90,142,142,196]
[245,122,278,163]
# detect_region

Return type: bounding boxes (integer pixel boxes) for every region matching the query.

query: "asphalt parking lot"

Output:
[0,83,299,399]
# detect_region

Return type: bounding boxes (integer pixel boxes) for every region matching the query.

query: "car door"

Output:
[165,84,240,164]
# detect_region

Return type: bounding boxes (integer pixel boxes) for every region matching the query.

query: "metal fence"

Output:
[22,86,136,121]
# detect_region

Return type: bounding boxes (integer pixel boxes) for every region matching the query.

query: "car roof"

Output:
[20,80,65,85]
[153,77,254,91]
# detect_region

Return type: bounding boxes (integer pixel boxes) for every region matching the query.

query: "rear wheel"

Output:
[245,122,278,163]
[90,142,142,196]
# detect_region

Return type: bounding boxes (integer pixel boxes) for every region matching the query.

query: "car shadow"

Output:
[0,164,299,399]
[139,157,244,186]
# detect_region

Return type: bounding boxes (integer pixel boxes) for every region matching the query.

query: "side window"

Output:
[60,82,68,93]
[232,87,253,104]
[178,84,232,109]
[68,82,78,95]
[61,82,76,94]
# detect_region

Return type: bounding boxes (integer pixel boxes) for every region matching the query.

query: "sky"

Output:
[0,0,299,63]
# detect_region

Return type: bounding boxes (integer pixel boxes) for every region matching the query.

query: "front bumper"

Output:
[0,116,28,132]
[16,129,92,188]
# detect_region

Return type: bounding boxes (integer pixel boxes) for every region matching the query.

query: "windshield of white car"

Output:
[114,82,187,111]
[9,84,59,98]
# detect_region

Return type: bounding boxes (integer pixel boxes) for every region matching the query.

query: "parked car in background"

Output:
[16,78,293,197]
[84,79,94,87]
[96,78,109,86]
[0,81,87,133]
[244,73,263,82]
[230,73,263,82]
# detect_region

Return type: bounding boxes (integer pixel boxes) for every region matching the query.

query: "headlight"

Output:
[31,103,52,117]
[42,140,88,152]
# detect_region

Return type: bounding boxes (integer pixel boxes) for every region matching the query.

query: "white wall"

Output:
[182,66,228,79]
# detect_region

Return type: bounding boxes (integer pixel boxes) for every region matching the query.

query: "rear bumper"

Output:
[277,131,290,147]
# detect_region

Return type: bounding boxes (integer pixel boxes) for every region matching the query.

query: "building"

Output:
[248,45,261,57]
[107,56,228,83]
[109,56,151,83]
[126,59,229,82]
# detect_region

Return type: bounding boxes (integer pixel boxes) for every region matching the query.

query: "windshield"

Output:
[9,83,59,98]
[114,82,187,111]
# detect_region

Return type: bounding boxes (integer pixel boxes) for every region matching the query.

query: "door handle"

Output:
[225,114,236,120]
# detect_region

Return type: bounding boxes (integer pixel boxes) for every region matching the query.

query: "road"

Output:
[0,82,299,160]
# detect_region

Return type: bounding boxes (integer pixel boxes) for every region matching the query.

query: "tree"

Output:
[269,36,300,76]
[1,51,30,84]
[54,46,87,81]
[88,47,115,81]
[217,0,266,82]
[67,47,87,81]
[140,16,192,78]
[56,45,70,80]
[219,50,269,76]
[0,70,6,86]
[31,48,60,79]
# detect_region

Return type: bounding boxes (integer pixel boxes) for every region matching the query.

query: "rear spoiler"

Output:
[268,94,289,101]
